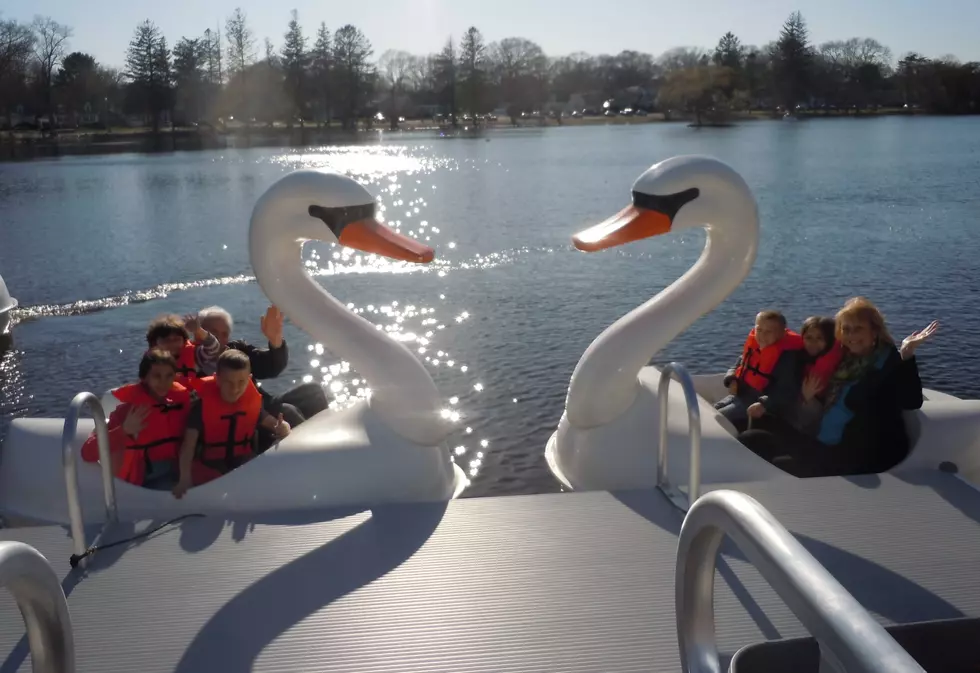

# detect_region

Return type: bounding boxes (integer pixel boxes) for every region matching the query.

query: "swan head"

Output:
[251,169,434,263]
[572,155,755,251]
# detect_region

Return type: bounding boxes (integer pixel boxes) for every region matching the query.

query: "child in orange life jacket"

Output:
[81,349,191,490]
[714,310,804,432]
[172,349,290,499]
[145,313,222,391]
[751,315,843,434]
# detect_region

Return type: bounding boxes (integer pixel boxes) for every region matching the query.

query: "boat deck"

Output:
[2,471,980,672]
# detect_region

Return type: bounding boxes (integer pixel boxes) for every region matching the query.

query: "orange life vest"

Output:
[804,341,844,393]
[734,328,804,393]
[192,376,262,485]
[111,382,190,486]
[175,341,201,391]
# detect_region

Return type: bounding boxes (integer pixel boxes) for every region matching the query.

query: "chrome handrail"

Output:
[62,392,118,562]
[0,541,75,672]
[675,490,925,673]
[657,362,702,511]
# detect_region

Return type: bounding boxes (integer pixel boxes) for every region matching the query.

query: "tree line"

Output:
[1,9,978,133]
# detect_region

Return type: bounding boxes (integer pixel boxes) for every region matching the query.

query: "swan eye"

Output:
[308,203,377,235]
[631,187,699,220]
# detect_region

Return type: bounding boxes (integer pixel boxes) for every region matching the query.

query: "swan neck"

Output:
[250,226,447,447]
[566,224,755,429]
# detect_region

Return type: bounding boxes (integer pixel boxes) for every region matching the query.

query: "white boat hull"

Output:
[0,399,466,526]
[546,365,980,492]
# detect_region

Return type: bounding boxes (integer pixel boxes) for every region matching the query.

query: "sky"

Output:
[7,0,980,69]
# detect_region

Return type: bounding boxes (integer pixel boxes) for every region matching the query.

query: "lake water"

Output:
[2,117,979,497]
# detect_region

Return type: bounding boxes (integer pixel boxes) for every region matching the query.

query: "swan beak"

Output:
[572,205,672,252]
[339,219,435,264]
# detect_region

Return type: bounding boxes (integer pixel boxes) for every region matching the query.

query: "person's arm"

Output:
[722,354,742,389]
[259,409,291,438]
[80,404,130,463]
[232,340,289,380]
[194,331,222,375]
[794,397,826,434]
[758,352,803,418]
[173,399,203,498]
[891,355,924,410]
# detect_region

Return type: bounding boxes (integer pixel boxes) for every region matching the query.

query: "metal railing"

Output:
[657,362,702,511]
[0,541,75,673]
[675,490,926,673]
[61,392,118,564]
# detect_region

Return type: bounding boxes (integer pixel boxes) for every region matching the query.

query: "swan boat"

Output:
[546,155,980,498]
[0,273,16,336]
[0,170,466,528]
[4,156,980,672]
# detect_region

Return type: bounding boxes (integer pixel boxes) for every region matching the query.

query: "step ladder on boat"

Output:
[0,366,933,672]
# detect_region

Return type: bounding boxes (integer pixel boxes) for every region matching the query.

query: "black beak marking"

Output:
[630,187,700,220]
[308,203,376,236]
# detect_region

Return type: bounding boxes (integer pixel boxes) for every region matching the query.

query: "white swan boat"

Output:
[546,155,980,497]
[0,170,466,527]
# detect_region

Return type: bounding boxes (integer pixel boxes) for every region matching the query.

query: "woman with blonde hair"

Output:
[740,297,938,477]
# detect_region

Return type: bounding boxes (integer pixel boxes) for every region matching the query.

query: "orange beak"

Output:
[572,205,672,252]
[338,219,434,263]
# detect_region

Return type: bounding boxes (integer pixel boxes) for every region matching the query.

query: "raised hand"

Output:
[273,413,291,438]
[260,305,285,348]
[900,320,939,361]
[122,405,151,438]
[182,313,200,335]
[801,374,823,402]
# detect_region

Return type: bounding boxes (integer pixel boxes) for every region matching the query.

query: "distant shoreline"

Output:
[0,107,962,161]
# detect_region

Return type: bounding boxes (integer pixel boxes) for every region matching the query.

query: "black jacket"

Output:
[226,339,289,380]
[823,345,923,472]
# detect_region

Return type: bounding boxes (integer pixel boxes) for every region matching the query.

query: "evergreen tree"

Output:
[172,37,206,122]
[771,11,812,110]
[125,20,171,132]
[281,10,309,125]
[433,37,458,125]
[713,32,744,70]
[458,27,487,116]
[310,23,332,125]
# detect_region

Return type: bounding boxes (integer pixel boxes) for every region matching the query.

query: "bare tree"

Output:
[0,18,34,78]
[658,47,707,73]
[32,16,72,129]
[378,49,411,128]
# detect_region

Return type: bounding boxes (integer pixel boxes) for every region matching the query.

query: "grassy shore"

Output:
[0,106,929,150]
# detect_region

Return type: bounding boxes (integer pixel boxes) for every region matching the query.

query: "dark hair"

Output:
[801,316,836,356]
[146,314,189,348]
[138,348,178,379]
[756,309,787,328]
[216,348,251,374]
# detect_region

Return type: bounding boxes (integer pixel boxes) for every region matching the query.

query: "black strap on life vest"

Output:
[738,347,775,385]
[125,401,185,476]
[199,410,252,472]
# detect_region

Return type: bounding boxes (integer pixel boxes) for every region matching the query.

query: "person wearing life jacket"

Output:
[714,309,804,432]
[197,304,329,452]
[172,349,291,498]
[145,313,222,391]
[740,315,842,433]
[739,298,938,478]
[81,349,191,489]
